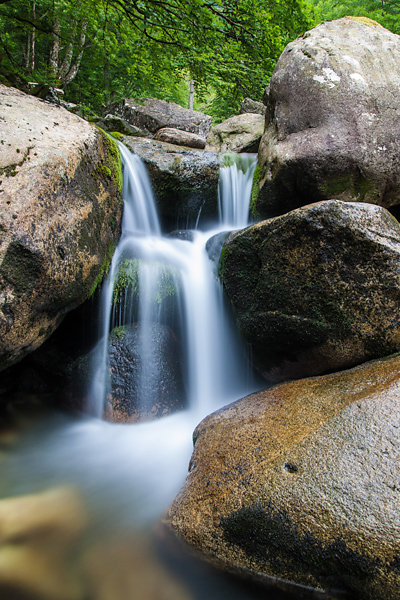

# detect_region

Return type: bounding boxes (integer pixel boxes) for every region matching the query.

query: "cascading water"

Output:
[89,145,258,422]
[2,145,263,599]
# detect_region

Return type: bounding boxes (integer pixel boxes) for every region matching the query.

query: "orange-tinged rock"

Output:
[169,354,400,599]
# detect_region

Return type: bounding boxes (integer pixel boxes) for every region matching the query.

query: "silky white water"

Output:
[5,147,259,532]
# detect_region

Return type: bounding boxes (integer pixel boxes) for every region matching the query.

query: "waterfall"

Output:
[218,153,257,229]
[88,147,257,421]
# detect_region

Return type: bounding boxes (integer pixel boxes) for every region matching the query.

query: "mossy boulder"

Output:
[168,354,400,600]
[0,84,123,371]
[220,199,400,382]
[256,17,400,217]
[121,136,220,229]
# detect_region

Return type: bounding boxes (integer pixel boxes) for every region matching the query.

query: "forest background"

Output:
[0,0,399,123]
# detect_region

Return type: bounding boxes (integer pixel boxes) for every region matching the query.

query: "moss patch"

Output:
[250,164,261,218]
[345,16,383,28]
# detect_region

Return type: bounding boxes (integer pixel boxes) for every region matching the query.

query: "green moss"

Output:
[112,258,177,307]
[88,240,116,298]
[110,326,127,340]
[110,131,124,141]
[321,173,377,202]
[250,164,261,218]
[94,128,123,196]
[218,244,233,279]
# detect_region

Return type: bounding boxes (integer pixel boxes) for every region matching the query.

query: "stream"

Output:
[0,146,328,600]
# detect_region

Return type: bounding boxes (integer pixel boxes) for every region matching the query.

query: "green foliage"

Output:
[0,0,314,121]
[307,0,400,33]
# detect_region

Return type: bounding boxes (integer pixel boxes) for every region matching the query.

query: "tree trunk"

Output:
[62,21,87,85]
[188,77,195,110]
[59,20,77,80]
[49,18,60,78]
[29,0,36,73]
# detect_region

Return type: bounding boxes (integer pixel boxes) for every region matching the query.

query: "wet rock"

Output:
[256,17,400,217]
[0,84,123,371]
[107,97,212,138]
[0,486,89,600]
[122,136,220,229]
[220,200,400,382]
[206,114,265,154]
[95,114,146,137]
[154,127,206,149]
[169,354,400,600]
[104,323,185,423]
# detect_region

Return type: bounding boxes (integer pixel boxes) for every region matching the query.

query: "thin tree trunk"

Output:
[63,21,87,85]
[188,77,195,110]
[29,0,36,73]
[59,20,77,80]
[49,18,60,77]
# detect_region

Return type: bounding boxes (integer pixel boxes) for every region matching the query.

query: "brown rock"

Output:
[169,354,400,599]
[0,84,123,370]
[154,127,206,149]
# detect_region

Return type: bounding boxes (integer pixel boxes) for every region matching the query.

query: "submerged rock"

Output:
[0,84,122,371]
[206,113,265,154]
[122,136,220,229]
[255,17,400,217]
[104,324,185,423]
[169,354,400,600]
[220,200,400,382]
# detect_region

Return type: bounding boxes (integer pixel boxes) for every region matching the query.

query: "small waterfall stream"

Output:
[89,145,257,422]
[1,146,267,600]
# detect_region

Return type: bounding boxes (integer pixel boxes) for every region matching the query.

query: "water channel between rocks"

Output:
[1,146,328,600]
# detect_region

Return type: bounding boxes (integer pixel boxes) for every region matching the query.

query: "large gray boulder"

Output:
[219,200,400,382]
[122,136,220,229]
[239,97,266,116]
[255,17,400,218]
[205,113,264,154]
[0,84,123,370]
[169,354,400,600]
[154,127,206,149]
[107,97,212,139]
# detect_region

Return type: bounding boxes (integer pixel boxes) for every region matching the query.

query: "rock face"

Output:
[206,113,264,154]
[154,127,206,149]
[0,84,123,370]
[169,354,400,600]
[107,97,212,139]
[240,97,266,116]
[255,17,400,218]
[104,324,184,423]
[220,200,400,382]
[95,114,146,137]
[122,136,220,229]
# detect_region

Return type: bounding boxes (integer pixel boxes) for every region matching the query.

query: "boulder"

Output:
[95,114,146,137]
[240,97,266,116]
[206,113,264,154]
[122,136,220,229]
[0,486,88,600]
[154,127,206,149]
[0,84,123,370]
[219,200,400,382]
[255,17,400,218]
[168,354,400,600]
[107,97,212,138]
[104,324,185,423]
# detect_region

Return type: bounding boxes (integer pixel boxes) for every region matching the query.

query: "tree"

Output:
[0,0,314,120]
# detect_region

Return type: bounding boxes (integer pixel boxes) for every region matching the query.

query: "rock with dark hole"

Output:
[168,354,400,599]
